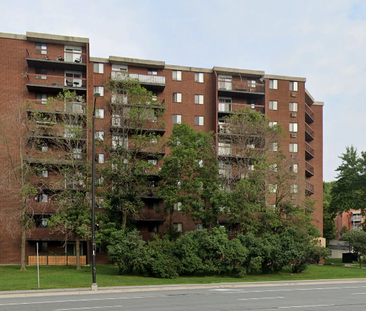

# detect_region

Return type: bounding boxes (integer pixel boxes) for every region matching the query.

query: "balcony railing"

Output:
[305,104,315,123]
[26,49,87,64]
[26,73,87,91]
[305,123,315,141]
[218,80,265,94]
[305,142,314,158]
[305,161,314,176]
[218,103,265,114]
[306,181,314,195]
[26,100,86,115]
[111,72,165,86]
[352,215,363,222]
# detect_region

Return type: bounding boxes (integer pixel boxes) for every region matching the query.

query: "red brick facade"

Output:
[0,31,323,265]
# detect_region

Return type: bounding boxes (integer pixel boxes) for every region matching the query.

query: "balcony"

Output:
[305,142,314,159]
[111,72,165,91]
[352,215,363,222]
[218,103,265,115]
[305,181,314,196]
[305,123,315,141]
[26,73,87,94]
[111,118,166,134]
[218,80,265,98]
[27,125,86,142]
[305,161,314,177]
[26,100,86,116]
[26,49,87,71]
[305,104,315,124]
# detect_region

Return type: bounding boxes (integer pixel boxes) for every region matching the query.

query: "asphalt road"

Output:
[1,279,366,311]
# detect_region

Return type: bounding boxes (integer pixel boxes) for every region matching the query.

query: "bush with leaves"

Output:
[107,229,151,275]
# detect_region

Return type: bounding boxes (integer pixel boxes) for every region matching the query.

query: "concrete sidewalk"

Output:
[1,278,366,299]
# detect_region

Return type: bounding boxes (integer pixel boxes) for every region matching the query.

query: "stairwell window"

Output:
[173,222,183,232]
[95,108,104,119]
[195,72,204,83]
[173,93,182,103]
[269,100,278,110]
[289,102,298,112]
[270,142,278,151]
[291,163,299,173]
[269,79,278,89]
[289,143,298,153]
[269,121,278,128]
[96,153,104,163]
[172,70,182,81]
[95,131,104,141]
[94,86,104,97]
[290,184,298,194]
[289,123,298,132]
[289,81,298,91]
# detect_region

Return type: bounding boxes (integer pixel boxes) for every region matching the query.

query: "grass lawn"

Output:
[1,264,366,291]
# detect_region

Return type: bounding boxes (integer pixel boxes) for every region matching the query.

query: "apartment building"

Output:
[0,31,323,265]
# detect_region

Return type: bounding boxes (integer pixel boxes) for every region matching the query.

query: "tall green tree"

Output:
[323,181,337,242]
[158,123,221,231]
[100,75,165,230]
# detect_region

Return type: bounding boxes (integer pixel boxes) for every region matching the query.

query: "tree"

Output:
[331,146,365,215]
[342,229,366,268]
[158,123,221,232]
[100,75,165,230]
[323,181,337,242]
[26,90,91,270]
[0,102,40,270]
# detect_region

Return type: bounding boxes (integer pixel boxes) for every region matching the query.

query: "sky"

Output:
[1,0,366,182]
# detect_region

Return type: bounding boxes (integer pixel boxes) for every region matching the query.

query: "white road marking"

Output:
[279,304,335,309]
[239,296,284,301]
[55,306,122,311]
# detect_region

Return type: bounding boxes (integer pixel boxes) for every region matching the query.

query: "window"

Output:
[36,194,49,203]
[37,169,48,178]
[35,68,47,79]
[95,108,104,119]
[270,142,278,151]
[269,100,278,110]
[65,71,82,87]
[72,148,82,159]
[269,184,277,193]
[35,43,47,55]
[173,93,182,103]
[95,131,104,141]
[194,94,204,105]
[195,223,204,230]
[269,121,278,127]
[96,153,104,163]
[289,81,298,91]
[269,164,278,172]
[148,69,158,75]
[289,143,298,153]
[150,137,158,143]
[290,184,298,194]
[148,202,158,210]
[148,159,158,166]
[112,134,128,149]
[64,46,82,62]
[218,97,232,112]
[36,93,47,104]
[173,222,183,232]
[172,114,182,124]
[247,80,256,88]
[172,70,182,81]
[94,86,104,97]
[195,116,204,126]
[289,102,298,112]
[289,123,298,132]
[174,202,182,211]
[112,64,128,72]
[291,163,299,173]
[37,242,48,253]
[34,215,50,228]
[269,79,278,89]
[93,63,104,74]
[195,72,204,83]
[41,145,48,152]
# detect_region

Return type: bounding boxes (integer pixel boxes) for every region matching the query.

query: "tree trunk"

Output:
[20,217,26,270]
[122,210,127,229]
[76,236,81,270]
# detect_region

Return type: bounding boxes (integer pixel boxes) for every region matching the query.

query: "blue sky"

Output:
[1,0,366,181]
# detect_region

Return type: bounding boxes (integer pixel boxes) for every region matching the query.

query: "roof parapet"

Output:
[26,32,89,45]
[109,56,165,69]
